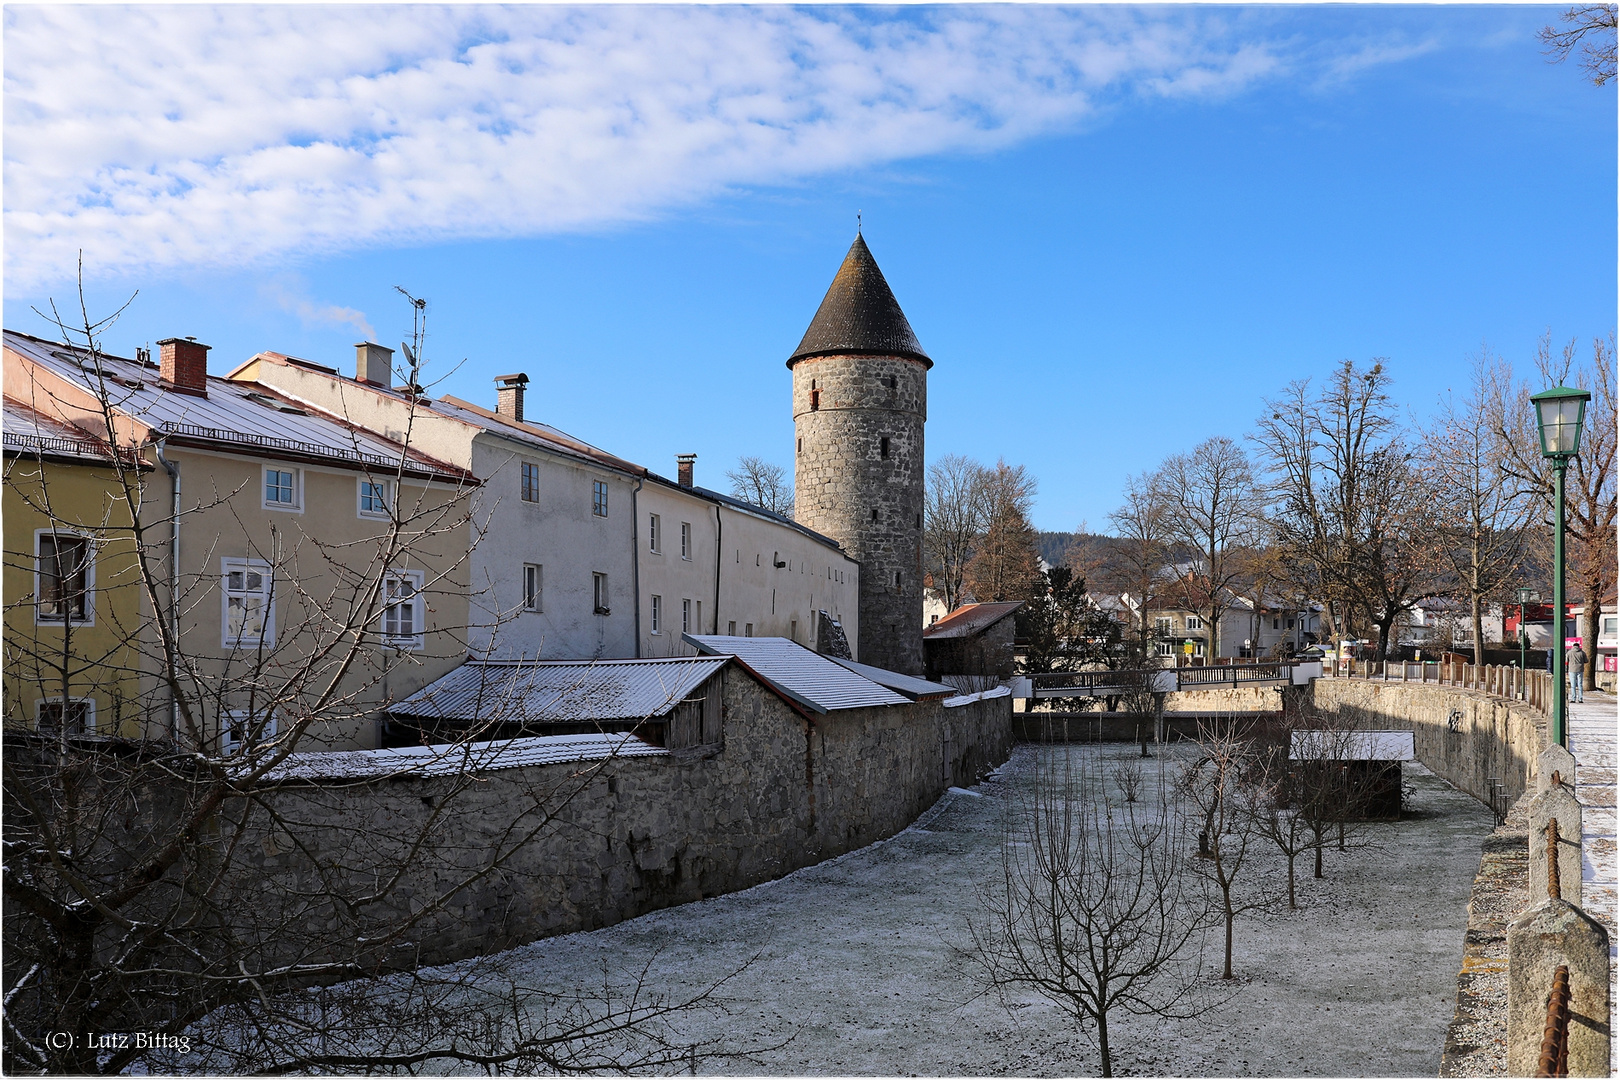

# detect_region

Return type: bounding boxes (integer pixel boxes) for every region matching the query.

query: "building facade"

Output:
[790,234,929,674]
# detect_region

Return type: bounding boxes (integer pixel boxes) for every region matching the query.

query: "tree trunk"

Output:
[1313,831,1324,878]
[1287,851,1298,909]
[1097,1012,1112,1078]
[1223,908,1235,979]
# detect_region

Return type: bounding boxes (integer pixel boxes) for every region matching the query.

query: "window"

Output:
[382,571,425,649]
[880,436,890,460]
[592,480,608,517]
[680,522,692,560]
[223,709,277,754]
[1154,617,1172,635]
[871,508,878,522]
[523,564,543,612]
[894,571,902,587]
[222,558,274,646]
[37,697,92,735]
[593,573,610,615]
[649,513,661,553]
[1604,617,1618,635]
[1272,618,1280,630]
[1186,616,1201,630]
[727,620,737,635]
[359,479,390,517]
[744,623,753,637]
[1287,618,1295,630]
[682,598,692,633]
[36,532,91,623]
[264,467,299,509]
[521,462,540,503]
[790,618,797,641]
[1156,641,1175,657]
[651,594,662,634]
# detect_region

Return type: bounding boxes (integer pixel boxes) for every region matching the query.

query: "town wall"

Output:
[221,668,1012,968]
[1304,678,1549,810]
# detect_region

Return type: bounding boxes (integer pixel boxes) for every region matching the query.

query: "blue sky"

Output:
[5,5,1614,532]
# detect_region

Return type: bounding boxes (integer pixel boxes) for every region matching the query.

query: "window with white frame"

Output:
[358,478,390,518]
[222,558,274,646]
[682,598,692,633]
[593,573,609,615]
[523,564,543,611]
[1156,641,1175,657]
[1185,615,1201,630]
[382,570,426,649]
[264,467,300,510]
[651,594,662,634]
[744,622,753,637]
[37,697,92,735]
[36,532,93,623]
[649,513,662,553]
[680,522,692,560]
[1154,617,1172,635]
[592,480,609,517]
[223,708,278,753]
[521,462,540,503]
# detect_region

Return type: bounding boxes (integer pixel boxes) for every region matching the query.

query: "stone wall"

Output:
[1305,678,1549,810]
[231,667,1011,968]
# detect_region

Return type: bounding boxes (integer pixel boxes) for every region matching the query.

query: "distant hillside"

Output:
[1036,531,1124,571]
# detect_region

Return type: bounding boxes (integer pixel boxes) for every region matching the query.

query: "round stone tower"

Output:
[789,233,929,675]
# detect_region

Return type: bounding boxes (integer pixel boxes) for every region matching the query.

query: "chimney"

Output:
[157,337,210,397]
[355,342,393,386]
[676,453,696,488]
[494,373,529,422]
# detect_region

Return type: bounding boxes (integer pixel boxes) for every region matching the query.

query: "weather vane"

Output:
[857,210,862,234]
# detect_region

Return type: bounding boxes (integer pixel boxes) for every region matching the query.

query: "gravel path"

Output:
[465,742,1493,1077]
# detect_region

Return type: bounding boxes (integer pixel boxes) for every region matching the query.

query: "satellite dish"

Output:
[400,341,417,367]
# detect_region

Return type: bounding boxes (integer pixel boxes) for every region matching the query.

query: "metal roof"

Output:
[259,731,667,782]
[1289,730,1415,762]
[647,478,848,555]
[2,396,129,465]
[434,394,647,478]
[5,331,469,480]
[787,234,931,368]
[683,635,910,713]
[826,656,956,700]
[388,656,729,725]
[923,602,1024,640]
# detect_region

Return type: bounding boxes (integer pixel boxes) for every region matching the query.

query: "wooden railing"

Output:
[1326,658,1554,716]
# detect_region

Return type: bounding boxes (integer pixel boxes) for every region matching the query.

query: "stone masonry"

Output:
[793,352,926,673]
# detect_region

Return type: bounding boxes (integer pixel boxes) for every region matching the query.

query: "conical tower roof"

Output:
[787,234,931,368]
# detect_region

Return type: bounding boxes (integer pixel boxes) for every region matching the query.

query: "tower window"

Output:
[887,375,897,389]
[894,571,902,587]
[879,436,889,460]
[871,508,878,522]
[810,388,820,411]
[916,513,922,528]
[797,438,802,455]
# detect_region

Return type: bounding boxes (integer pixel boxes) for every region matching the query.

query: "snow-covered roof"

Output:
[389,657,730,725]
[827,656,956,700]
[1289,730,1415,762]
[683,635,911,713]
[259,731,666,782]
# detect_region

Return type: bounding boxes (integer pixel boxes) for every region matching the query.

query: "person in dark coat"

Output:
[1566,643,1587,703]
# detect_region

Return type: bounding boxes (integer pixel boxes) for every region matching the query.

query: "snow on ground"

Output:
[445,741,1493,1077]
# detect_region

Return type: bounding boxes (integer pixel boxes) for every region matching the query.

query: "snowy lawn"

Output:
[394,742,1494,1076]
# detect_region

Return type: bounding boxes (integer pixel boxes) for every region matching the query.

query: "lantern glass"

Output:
[1532,387,1590,459]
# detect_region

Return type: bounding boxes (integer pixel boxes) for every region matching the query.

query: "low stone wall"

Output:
[232,668,1012,968]
[1305,678,1549,810]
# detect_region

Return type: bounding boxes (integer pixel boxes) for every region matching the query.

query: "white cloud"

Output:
[1,6,1402,291]
[260,277,374,340]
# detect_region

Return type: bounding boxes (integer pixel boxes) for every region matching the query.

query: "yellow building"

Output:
[3,398,149,737]
[5,331,477,750]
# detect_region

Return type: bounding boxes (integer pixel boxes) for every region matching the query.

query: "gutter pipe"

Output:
[713,504,723,634]
[154,439,180,739]
[631,476,643,657]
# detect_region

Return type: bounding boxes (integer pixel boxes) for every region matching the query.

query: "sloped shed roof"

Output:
[787,234,931,368]
[827,656,956,700]
[389,657,729,725]
[923,602,1024,640]
[683,635,911,713]
[260,732,666,782]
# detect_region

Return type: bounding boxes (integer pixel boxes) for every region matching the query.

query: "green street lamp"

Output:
[1516,586,1538,685]
[1530,385,1592,746]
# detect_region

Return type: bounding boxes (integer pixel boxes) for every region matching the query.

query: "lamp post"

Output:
[1516,586,1538,699]
[1531,385,1591,747]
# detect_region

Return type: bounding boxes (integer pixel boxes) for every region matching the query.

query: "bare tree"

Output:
[1539,4,1618,84]
[1489,333,1616,691]
[924,454,989,612]
[969,747,1211,1077]
[1422,350,1538,664]
[2,285,748,1074]
[1106,471,1172,655]
[963,459,1043,604]
[1180,721,1271,980]
[725,455,794,517]
[1255,361,1438,659]
[1151,437,1261,660]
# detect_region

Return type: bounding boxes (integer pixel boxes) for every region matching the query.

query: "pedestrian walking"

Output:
[1566,642,1587,703]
